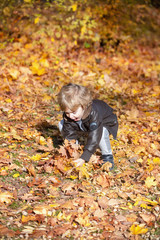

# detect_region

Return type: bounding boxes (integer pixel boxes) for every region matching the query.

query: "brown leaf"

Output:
[48,176,61,186]
[101,161,112,172]
[118,191,128,199]
[140,213,155,225]
[44,164,53,173]
[107,199,123,206]
[104,224,115,232]
[48,217,57,227]
[33,204,51,215]
[0,225,15,237]
[96,174,110,188]
[30,230,47,238]
[53,223,72,235]
[126,214,137,223]
[61,200,75,209]
[94,208,105,218]
[27,164,36,177]
[61,182,75,192]
[54,159,68,174]
[98,196,109,209]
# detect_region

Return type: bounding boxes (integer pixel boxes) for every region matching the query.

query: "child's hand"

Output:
[73,158,85,167]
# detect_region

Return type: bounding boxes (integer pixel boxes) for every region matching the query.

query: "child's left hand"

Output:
[73,158,85,167]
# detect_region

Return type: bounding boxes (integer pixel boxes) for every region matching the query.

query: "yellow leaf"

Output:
[0,191,14,204]
[34,17,39,24]
[30,62,46,76]
[40,58,49,68]
[3,7,10,16]
[143,198,158,206]
[30,153,43,161]
[22,215,36,223]
[69,175,78,179]
[77,164,90,179]
[42,95,52,102]
[13,173,20,178]
[8,68,20,79]
[145,176,157,188]
[39,136,47,145]
[130,224,148,235]
[140,203,151,209]
[153,157,160,165]
[30,152,49,161]
[97,78,105,87]
[71,3,77,11]
[75,214,91,226]
[24,0,32,2]
[5,98,12,103]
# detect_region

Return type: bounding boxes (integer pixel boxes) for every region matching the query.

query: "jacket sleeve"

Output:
[81,110,103,161]
[62,117,79,141]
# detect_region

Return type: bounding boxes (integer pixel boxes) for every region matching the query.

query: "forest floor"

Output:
[0,1,160,239]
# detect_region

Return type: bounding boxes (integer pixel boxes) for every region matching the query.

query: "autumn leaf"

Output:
[30,152,49,161]
[0,191,14,204]
[48,176,61,185]
[0,225,15,237]
[140,213,155,225]
[8,68,20,80]
[27,164,36,177]
[96,174,110,188]
[75,212,91,227]
[38,136,47,145]
[76,164,90,179]
[33,205,52,215]
[98,196,109,209]
[153,157,160,165]
[34,17,40,24]
[130,224,148,235]
[22,215,36,223]
[13,173,20,178]
[71,3,77,11]
[145,176,157,188]
[0,1,160,239]
[101,161,112,172]
[94,208,105,218]
[30,62,46,76]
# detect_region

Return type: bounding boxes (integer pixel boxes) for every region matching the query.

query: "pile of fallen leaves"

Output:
[0,1,160,240]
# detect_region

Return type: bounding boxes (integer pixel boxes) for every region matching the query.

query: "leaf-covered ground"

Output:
[0,1,160,239]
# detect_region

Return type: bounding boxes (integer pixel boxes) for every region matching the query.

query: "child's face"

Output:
[65,106,84,121]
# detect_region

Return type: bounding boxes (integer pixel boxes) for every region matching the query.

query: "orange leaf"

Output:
[96,174,110,188]
[98,196,109,209]
[22,215,36,223]
[140,213,155,225]
[27,164,36,177]
[94,208,105,218]
[0,225,15,237]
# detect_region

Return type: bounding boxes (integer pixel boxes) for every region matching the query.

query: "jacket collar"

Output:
[82,103,92,120]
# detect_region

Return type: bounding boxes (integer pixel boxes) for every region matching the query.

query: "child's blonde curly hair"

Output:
[58,83,93,111]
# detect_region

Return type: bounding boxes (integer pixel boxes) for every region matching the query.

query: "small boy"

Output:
[58,83,118,170]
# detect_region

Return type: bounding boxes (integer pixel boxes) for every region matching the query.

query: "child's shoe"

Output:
[102,154,114,170]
